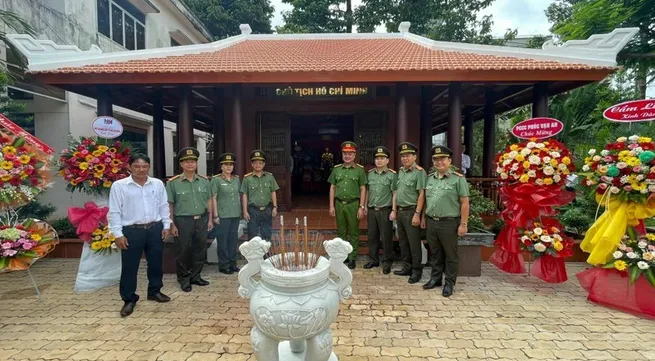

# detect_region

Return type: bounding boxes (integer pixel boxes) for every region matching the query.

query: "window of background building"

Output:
[97,0,146,50]
[115,126,147,155]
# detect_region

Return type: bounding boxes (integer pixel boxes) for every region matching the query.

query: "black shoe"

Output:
[422,278,442,290]
[347,260,356,269]
[219,268,234,275]
[147,292,171,303]
[363,262,379,269]
[442,284,454,297]
[230,265,240,272]
[181,284,192,292]
[191,278,209,286]
[120,296,138,317]
[408,274,422,284]
[393,269,412,276]
[383,266,391,275]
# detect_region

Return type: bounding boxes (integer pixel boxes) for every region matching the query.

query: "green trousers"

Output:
[335,200,359,260]
[426,218,459,286]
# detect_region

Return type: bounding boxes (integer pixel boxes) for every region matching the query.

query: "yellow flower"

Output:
[0,161,13,170]
[91,242,102,251]
[523,161,531,169]
[31,234,42,242]
[510,144,519,151]
[614,260,627,271]
[544,178,553,185]
[72,151,80,158]
[19,155,31,164]
[85,155,93,162]
[626,157,640,167]
[94,172,104,179]
[562,157,571,165]
[515,154,525,162]
[109,147,117,153]
[111,167,119,174]
[638,137,652,143]
[92,150,103,157]
[70,180,79,186]
[97,145,109,152]
[79,162,89,170]
[519,174,530,183]
[111,159,121,166]
[94,164,106,172]
[92,228,103,235]
[646,234,655,241]
[549,159,558,166]
[598,165,608,174]
[103,180,112,187]
[2,146,16,154]
[553,241,563,251]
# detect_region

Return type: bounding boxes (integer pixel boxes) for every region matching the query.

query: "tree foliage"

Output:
[1,9,33,126]
[276,0,350,33]
[183,0,274,39]
[546,0,655,98]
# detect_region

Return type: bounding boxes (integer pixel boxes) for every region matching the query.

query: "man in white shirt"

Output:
[108,154,171,317]
[461,144,471,176]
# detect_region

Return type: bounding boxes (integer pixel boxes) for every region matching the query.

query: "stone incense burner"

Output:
[238,236,353,361]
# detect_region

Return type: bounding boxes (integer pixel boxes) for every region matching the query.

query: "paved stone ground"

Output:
[0,259,653,361]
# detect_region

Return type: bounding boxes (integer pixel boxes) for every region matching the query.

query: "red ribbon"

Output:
[67,202,109,243]
[490,183,575,274]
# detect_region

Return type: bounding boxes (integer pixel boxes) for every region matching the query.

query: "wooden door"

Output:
[354,112,387,170]
[258,112,292,211]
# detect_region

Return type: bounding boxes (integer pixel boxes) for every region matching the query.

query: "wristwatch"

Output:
[414,211,420,215]
[360,205,365,210]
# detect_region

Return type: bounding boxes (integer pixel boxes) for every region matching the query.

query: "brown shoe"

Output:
[120,301,136,317]
[147,292,171,303]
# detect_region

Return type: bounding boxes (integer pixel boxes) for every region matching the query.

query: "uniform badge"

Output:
[378,148,383,153]
[402,144,407,150]
[255,152,260,157]
[435,147,441,154]
[226,155,232,160]
[186,149,193,155]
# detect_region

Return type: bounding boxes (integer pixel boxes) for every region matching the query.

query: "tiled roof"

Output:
[36,38,611,75]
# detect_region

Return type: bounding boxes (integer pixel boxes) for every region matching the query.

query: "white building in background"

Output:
[0,0,213,216]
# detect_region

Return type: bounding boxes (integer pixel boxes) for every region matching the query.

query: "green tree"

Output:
[354,0,512,44]
[183,0,274,39]
[276,0,349,33]
[1,9,35,125]
[546,0,655,98]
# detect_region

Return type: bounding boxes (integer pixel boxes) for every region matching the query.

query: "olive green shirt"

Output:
[425,170,470,218]
[211,174,241,218]
[166,174,211,216]
[328,163,367,201]
[366,168,397,208]
[240,172,280,207]
[396,163,427,207]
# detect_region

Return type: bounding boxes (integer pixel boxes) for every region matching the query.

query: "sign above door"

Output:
[270,85,370,98]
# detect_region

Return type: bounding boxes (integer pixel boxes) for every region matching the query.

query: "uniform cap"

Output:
[374,146,390,158]
[219,152,236,164]
[250,150,266,161]
[341,141,357,153]
[398,142,418,154]
[178,147,199,161]
[431,145,453,158]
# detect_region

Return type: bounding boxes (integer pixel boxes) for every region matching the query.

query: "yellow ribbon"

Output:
[580,194,655,265]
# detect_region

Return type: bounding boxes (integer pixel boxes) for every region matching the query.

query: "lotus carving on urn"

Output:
[238,218,353,361]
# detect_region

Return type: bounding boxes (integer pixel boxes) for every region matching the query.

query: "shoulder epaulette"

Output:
[212,174,222,178]
[389,169,397,174]
[197,174,208,179]
[167,175,180,181]
[453,172,464,177]
[415,165,424,171]
[334,164,343,168]
[428,172,436,177]
[356,163,364,168]
[264,171,273,176]
[244,172,253,177]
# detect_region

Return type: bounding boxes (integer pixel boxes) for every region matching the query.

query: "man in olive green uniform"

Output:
[422,146,470,297]
[167,147,213,292]
[394,142,427,284]
[241,150,279,242]
[364,146,397,274]
[328,141,367,269]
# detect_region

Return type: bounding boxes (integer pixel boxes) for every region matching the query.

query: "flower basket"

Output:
[0,218,59,272]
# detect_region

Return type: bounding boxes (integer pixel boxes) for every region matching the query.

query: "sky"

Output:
[269,0,556,37]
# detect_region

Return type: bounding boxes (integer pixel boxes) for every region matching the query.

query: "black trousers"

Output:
[120,222,164,302]
[174,214,208,286]
[426,218,459,286]
[397,208,423,274]
[217,217,239,270]
[367,207,394,265]
[247,205,272,241]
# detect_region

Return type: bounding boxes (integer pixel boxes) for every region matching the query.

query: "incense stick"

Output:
[294,218,300,270]
[279,215,286,269]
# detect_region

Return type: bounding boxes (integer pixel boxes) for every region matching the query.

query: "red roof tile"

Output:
[37,38,610,75]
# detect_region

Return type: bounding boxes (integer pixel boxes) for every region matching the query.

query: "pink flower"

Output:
[4,153,16,161]
[649,245,655,251]
[599,183,608,189]
[3,249,17,257]
[624,185,633,192]
[633,166,642,172]
[80,150,89,156]
[626,247,633,253]
[104,158,112,163]
[22,242,34,250]
[0,170,8,176]
[604,156,613,162]
[62,149,69,154]
[1,242,12,249]
[91,157,100,164]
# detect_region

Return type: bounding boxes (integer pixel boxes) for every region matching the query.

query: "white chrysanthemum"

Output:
[613,251,624,259]
[540,235,553,243]
[617,137,627,142]
[641,188,649,194]
[543,166,555,175]
[629,135,639,142]
[534,243,547,252]
[592,155,601,162]
[553,234,562,241]
[620,175,629,184]
[636,174,644,181]
[558,163,568,171]
[626,252,638,259]
[582,165,590,172]
[550,151,561,158]
[520,236,530,242]
[638,241,648,249]
[496,167,504,174]
[619,244,627,251]
[110,243,118,249]
[511,164,519,171]
[536,179,544,185]
[637,261,650,270]
[610,186,620,194]
[543,156,551,163]
[649,185,655,192]
[535,143,545,149]
[529,155,541,165]
[521,148,532,156]
[600,150,609,156]
[533,227,543,235]
[553,174,561,183]
[527,142,537,149]
[588,149,597,155]
[500,173,508,179]
[527,170,536,178]
[508,150,518,159]
[503,160,511,166]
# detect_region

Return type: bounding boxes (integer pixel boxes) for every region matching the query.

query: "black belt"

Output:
[249,204,271,211]
[336,198,359,204]
[175,213,207,220]
[428,216,459,222]
[368,206,391,211]
[398,206,417,211]
[125,221,161,230]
